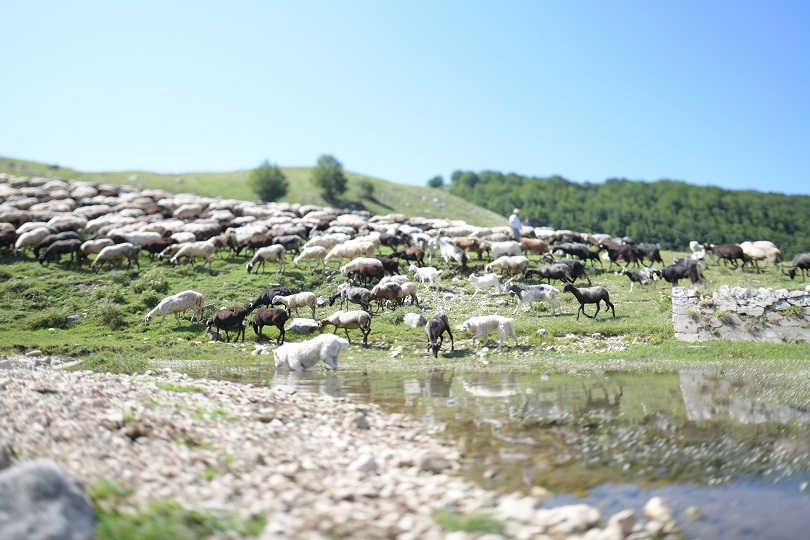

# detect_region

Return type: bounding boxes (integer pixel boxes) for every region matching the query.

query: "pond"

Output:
[163,360,810,539]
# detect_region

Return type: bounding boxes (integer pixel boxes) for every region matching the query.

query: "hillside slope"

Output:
[0,156,505,227]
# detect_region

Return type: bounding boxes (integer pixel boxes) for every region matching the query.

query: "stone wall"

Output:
[672,285,810,343]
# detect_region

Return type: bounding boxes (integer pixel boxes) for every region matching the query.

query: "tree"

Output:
[248,160,288,202]
[359,179,375,200]
[311,154,348,200]
[427,175,444,189]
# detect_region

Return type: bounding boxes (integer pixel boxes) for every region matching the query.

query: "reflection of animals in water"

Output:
[578,383,623,417]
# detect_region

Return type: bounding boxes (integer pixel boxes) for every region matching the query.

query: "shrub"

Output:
[132,268,169,294]
[26,308,70,330]
[97,301,126,330]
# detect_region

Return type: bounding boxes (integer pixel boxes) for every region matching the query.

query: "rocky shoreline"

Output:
[0,359,681,539]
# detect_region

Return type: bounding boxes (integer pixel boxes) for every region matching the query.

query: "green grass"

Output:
[434,510,506,534]
[1,245,807,376]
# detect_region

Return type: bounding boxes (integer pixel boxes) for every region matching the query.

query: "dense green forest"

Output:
[448,171,810,258]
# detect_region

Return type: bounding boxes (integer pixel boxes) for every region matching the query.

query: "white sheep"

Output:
[457,315,519,350]
[318,309,372,345]
[485,255,530,276]
[293,245,328,270]
[468,273,502,295]
[80,238,115,258]
[379,275,412,286]
[170,240,218,269]
[408,264,443,288]
[302,235,341,251]
[91,243,141,271]
[145,290,205,326]
[272,292,318,318]
[13,227,51,256]
[111,231,162,247]
[246,245,286,273]
[340,257,383,275]
[490,240,522,259]
[273,333,350,371]
[324,241,376,267]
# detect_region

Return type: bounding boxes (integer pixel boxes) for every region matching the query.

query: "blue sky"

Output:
[2,1,809,195]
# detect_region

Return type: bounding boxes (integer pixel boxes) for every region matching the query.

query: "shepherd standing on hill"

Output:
[509,208,522,239]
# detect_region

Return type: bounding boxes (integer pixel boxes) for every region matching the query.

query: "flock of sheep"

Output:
[2,173,807,371]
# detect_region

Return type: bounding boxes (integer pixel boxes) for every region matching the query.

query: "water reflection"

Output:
[161,359,810,540]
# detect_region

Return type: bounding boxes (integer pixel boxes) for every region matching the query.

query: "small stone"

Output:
[25,350,42,357]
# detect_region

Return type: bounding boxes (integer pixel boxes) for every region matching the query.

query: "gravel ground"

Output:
[0,358,679,539]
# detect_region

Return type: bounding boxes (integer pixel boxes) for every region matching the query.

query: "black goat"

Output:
[705,243,749,268]
[425,313,454,358]
[632,243,664,267]
[661,258,706,287]
[251,307,289,344]
[562,283,616,320]
[247,286,292,314]
[206,306,248,342]
[601,244,640,268]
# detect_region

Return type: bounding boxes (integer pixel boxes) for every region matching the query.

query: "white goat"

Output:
[272,292,318,318]
[485,255,530,276]
[246,245,286,273]
[170,240,218,269]
[293,246,327,270]
[273,333,350,371]
[468,273,502,295]
[506,283,562,315]
[145,290,205,326]
[438,238,468,269]
[457,315,519,350]
[408,264,443,288]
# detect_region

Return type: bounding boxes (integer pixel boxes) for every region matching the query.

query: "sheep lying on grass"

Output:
[457,315,518,350]
[273,333,350,371]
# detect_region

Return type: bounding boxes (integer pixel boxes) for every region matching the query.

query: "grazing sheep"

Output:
[318,310,372,345]
[425,313,454,358]
[293,246,328,271]
[346,263,385,286]
[396,281,420,306]
[370,282,403,311]
[457,315,518,350]
[246,245,286,273]
[329,284,372,312]
[408,264,443,288]
[145,290,205,326]
[485,255,530,277]
[251,307,289,344]
[140,237,179,260]
[272,234,304,254]
[91,243,141,271]
[391,247,427,267]
[562,284,616,320]
[374,256,400,276]
[80,238,116,259]
[272,292,318,318]
[522,263,571,285]
[169,240,218,269]
[273,333,350,371]
[506,283,562,315]
[620,266,662,291]
[786,253,810,281]
[452,237,484,260]
[324,241,376,267]
[206,306,248,342]
[489,240,522,259]
[13,227,51,257]
[468,273,502,295]
[37,239,82,266]
[33,231,81,259]
[519,237,550,259]
[740,240,782,270]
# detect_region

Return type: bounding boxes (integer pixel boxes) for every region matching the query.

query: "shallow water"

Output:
[162,359,810,539]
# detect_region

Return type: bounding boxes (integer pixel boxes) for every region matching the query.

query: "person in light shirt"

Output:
[509,208,522,239]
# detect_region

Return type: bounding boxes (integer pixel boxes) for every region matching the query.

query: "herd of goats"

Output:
[2,174,809,369]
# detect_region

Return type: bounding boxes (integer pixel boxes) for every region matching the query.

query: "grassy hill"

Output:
[0,156,505,227]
